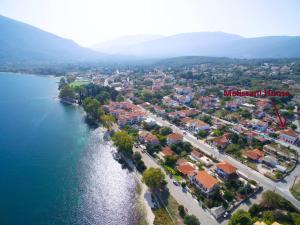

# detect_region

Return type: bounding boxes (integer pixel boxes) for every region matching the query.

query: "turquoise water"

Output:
[0,73,138,225]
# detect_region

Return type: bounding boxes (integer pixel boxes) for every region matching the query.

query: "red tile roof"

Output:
[167,133,183,141]
[216,161,237,174]
[162,146,176,157]
[195,171,219,189]
[213,133,230,146]
[191,150,203,159]
[280,129,298,138]
[245,149,264,161]
[181,117,193,124]
[176,158,188,166]
[177,164,196,176]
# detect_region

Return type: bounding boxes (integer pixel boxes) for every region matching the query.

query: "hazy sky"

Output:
[1,0,300,46]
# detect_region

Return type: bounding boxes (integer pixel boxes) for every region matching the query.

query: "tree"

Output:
[260,190,296,212]
[133,152,146,172]
[142,167,166,191]
[146,143,161,156]
[59,85,75,100]
[58,77,67,89]
[291,124,297,130]
[136,160,146,172]
[82,97,101,120]
[159,126,173,136]
[223,190,234,202]
[229,209,252,225]
[240,109,251,119]
[231,133,239,144]
[178,205,186,218]
[184,215,200,225]
[100,114,115,130]
[200,115,212,125]
[249,204,261,217]
[133,152,142,162]
[112,131,133,156]
[225,144,240,154]
[171,141,192,155]
[96,91,110,105]
[116,95,125,102]
[66,75,76,84]
[212,129,223,137]
[197,130,208,138]
[262,211,274,225]
[164,156,177,168]
[74,85,85,103]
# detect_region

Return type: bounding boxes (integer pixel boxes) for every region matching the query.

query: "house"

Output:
[138,131,159,145]
[254,110,265,119]
[254,222,267,225]
[212,133,231,149]
[197,96,212,109]
[153,105,165,115]
[190,149,203,161]
[143,117,157,127]
[199,156,213,167]
[244,149,264,162]
[257,99,272,111]
[190,171,219,197]
[185,119,210,133]
[279,129,298,144]
[254,222,282,225]
[176,158,189,166]
[174,86,193,94]
[244,130,257,140]
[252,119,268,132]
[226,101,239,111]
[177,164,197,176]
[174,94,193,104]
[262,155,278,167]
[216,161,237,180]
[210,205,226,219]
[167,133,183,145]
[177,109,199,117]
[141,102,151,108]
[162,96,178,107]
[104,101,145,127]
[181,117,193,125]
[168,111,180,120]
[160,146,176,158]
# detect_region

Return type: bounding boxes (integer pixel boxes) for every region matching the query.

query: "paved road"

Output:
[143,109,300,210]
[133,146,221,225]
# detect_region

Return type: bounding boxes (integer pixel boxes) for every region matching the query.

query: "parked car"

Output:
[173,180,179,186]
[223,211,230,218]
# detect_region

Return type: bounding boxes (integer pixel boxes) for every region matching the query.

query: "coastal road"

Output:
[133,146,221,225]
[142,109,300,210]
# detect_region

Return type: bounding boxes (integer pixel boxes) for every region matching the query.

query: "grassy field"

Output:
[153,190,184,225]
[136,183,149,225]
[69,80,90,87]
[291,177,300,201]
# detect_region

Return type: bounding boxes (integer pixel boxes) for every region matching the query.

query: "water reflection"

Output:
[77,128,138,225]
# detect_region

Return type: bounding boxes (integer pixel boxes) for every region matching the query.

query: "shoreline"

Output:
[80,112,154,225]
[0,71,58,78]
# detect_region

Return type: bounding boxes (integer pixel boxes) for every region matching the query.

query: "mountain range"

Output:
[92,32,300,58]
[1,15,300,65]
[0,15,103,64]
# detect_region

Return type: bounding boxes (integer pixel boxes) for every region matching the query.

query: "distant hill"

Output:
[0,15,104,64]
[91,34,164,54]
[92,32,300,58]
